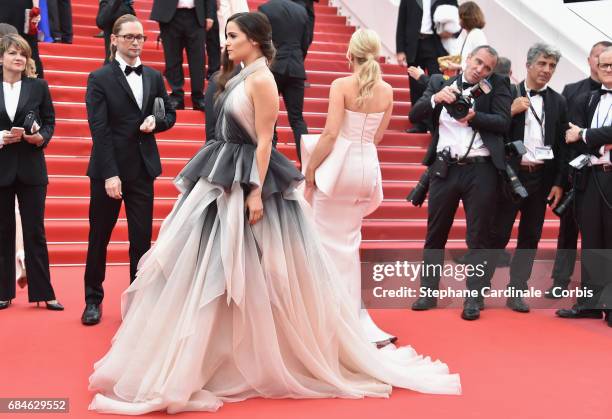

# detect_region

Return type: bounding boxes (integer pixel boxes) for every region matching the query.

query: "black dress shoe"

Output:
[36,301,64,311]
[411,296,437,311]
[476,295,485,310]
[0,300,12,310]
[461,297,480,320]
[169,98,185,111]
[506,296,530,313]
[556,305,602,319]
[81,304,102,325]
[544,284,568,299]
[192,97,206,112]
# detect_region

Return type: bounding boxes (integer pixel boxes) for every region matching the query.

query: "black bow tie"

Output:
[124,64,143,76]
[601,89,612,95]
[461,82,475,90]
[529,89,545,96]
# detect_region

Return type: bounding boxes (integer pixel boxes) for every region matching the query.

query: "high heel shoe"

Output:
[36,300,64,311]
[0,300,12,310]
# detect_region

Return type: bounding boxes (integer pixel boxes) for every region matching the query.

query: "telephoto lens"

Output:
[406,169,431,206]
[553,188,575,217]
[505,164,528,198]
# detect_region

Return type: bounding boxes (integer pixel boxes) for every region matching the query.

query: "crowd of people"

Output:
[0,0,611,413]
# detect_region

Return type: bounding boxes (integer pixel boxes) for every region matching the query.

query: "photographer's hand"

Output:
[457,109,476,124]
[548,186,563,209]
[433,86,459,105]
[511,97,530,116]
[565,122,583,143]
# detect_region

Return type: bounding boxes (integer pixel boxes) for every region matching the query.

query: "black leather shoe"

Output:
[0,300,12,310]
[476,295,485,310]
[36,301,64,311]
[506,296,530,313]
[544,284,568,299]
[192,97,206,112]
[556,305,602,319]
[411,296,437,311]
[81,304,102,325]
[461,297,480,320]
[169,97,185,111]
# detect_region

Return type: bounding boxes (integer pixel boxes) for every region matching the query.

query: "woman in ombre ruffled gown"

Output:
[87,13,460,415]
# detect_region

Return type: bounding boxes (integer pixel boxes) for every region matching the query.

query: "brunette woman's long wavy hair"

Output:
[215,12,276,99]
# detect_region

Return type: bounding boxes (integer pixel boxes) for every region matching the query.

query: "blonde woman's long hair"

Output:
[348,28,382,108]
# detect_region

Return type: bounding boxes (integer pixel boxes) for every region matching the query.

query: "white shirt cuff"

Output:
[0,134,4,149]
[431,95,437,109]
[582,129,587,143]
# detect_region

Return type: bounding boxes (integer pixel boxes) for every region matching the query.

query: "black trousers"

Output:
[273,71,308,162]
[47,0,73,42]
[421,161,498,292]
[0,182,55,302]
[205,18,221,78]
[159,9,206,101]
[407,36,441,129]
[550,201,578,286]
[575,169,612,308]
[489,169,550,290]
[83,174,154,305]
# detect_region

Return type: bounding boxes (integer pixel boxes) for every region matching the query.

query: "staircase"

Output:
[39,0,560,266]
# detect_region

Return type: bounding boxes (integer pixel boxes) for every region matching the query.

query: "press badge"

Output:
[535,146,554,160]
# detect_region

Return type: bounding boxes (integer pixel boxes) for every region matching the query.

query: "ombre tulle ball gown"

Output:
[88,57,461,415]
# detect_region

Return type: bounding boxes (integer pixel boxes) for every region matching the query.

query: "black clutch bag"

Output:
[23,110,41,135]
[153,97,165,120]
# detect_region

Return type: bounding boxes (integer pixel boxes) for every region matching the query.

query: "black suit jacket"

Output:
[150,0,216,27]
[409,73,512,171]
[0,75,55,187]
[0,0,33,35]
[570,90,612,151]
[508,82,569,189]
[96,0,136,33]
[395,0,457,62]
[562,77,600,118]
[85,61,176,181]
[259,0,309,79]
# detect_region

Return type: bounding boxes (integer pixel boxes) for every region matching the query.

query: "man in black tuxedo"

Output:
[150,0,216,111]
[409,45,512,320]
[47,0,73,44]
[488,43,569,313]
[259,0,309,161]
[0,0,44,78]
[547,40,612,298]
[96,0,136,63]
[558,47,612,328]
[205,11,220,79]
[82,15,176,325]
[291,0,318,50]
[396,0,458,133]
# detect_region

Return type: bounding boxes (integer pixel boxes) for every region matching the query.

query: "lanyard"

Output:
[526,93,545,140]
[595,98,612,128]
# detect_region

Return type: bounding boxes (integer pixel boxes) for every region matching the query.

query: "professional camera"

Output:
[505,140,527,157]
[444,79,493,120]
[553,188,575,217]
[406,169,430,207]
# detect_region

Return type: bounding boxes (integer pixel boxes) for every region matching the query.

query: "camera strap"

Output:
[457,131,478,162]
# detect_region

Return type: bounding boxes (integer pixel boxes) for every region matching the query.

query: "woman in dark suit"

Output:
[0,34,62,310]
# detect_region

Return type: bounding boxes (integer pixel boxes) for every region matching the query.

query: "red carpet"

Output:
[1,266,611,418]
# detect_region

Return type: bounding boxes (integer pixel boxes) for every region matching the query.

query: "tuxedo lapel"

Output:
[416,0,423,10]
[543,88,555,146]
[0,75,6,122]
[15,77,32,120]
[111,61,140,110]
[587,91,602,127]
[141,67,152,115]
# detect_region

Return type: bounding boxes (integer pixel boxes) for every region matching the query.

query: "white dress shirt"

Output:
[115,54,143,110]
[435,78,490,158]
[588,89,612,165]
[1,80,22,149]
[420,0,433,35]
[177,0,195,8]
[522,83,547,164]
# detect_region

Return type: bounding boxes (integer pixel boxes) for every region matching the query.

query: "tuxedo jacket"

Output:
[0,0,34,36]
[85,61,176,181]
[507,82,569,189]
[150,0,216,27]
[0,75,55,187]
[96,0,136,33]
[259,0,310,79]
[395,0,458,62]
[409,73,512,171]
[569,89,612,153]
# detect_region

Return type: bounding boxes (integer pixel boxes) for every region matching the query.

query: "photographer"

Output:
[488,43,568,313]
[558,46,612,328]
[409,45,512,320]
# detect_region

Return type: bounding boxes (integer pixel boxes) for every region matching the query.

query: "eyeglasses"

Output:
[117,34,147,42]
[598,63,612,71]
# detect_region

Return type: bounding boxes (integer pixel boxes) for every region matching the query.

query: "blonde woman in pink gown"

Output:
[87,14,460,415]
[303,29,396,346]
